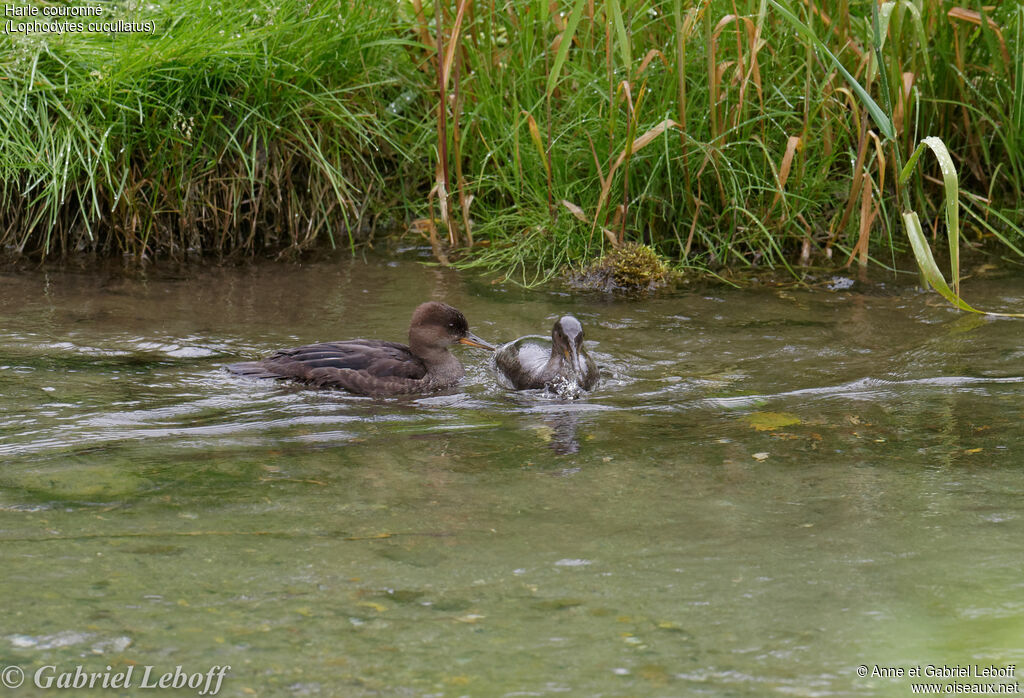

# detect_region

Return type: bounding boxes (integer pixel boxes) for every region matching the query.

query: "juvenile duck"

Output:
[228,302,494,396]
[493,316,599,394]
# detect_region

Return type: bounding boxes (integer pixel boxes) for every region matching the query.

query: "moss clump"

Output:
[568,243,677,292]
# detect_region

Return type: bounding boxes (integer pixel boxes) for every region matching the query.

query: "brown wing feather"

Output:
[227,339,428,391]
[305,367,436,395]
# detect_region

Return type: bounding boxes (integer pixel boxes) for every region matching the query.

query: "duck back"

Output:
[493,336,555,390]
[228,339,434,394]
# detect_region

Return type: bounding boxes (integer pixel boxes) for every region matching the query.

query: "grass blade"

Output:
[522,111,550,182]
[901,141,1024,317]
[546,0,588,96]
[899,136,959,295]
[608,0,632,73]
[769,0,894,140]
[901,211,975,311]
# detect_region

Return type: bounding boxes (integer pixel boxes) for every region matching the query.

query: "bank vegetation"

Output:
[1,0,1021,289]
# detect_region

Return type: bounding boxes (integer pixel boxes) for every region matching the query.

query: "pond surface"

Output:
[1,257,1022,697]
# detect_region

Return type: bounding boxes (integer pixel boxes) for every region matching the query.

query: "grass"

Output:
[1,0,1023,291]
[0,0,411,259]
[417,0,1024,287]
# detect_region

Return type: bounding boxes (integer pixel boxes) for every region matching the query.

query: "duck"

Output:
[493,316,599,394]
[228,302,494,396]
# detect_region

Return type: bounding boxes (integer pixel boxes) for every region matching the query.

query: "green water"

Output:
[1,259,1023,697]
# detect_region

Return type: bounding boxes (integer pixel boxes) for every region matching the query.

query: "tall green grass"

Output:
[415,0,1024,284]
[2,0,1023,288]
[0,0,410,259]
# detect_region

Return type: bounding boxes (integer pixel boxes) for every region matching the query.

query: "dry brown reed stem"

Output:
[832,115,870,247]
[769,135,803,219]
[847,169,875,267]
[843,126,885,269]
[711,14,765,141]
[947,8,1011,67]
[891,71,916,136]
[617,80,638,246]
[452,33,473,247]
[427,0,471,256]
[434,2,453,248]
[706,9,720,143]
[684,199,702,258]
[801,0,864,61]
[673,3,701,233]
[410,0,434,55]
[544,47,554,217]
[947,7,1009,187]
[523,112,550,186]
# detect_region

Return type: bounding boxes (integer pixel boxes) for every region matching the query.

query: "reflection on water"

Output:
[1,258,1023,696]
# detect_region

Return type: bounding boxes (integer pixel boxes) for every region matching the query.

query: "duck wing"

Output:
[228,339,429,393]
[578,349,600,390]
[493,336,554,389]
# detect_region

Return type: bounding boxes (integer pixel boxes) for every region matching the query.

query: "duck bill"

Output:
[459,332,496,351]
[562,347,584,375]
[570,349,584,376]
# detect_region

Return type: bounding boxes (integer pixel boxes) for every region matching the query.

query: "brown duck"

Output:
[228,302,494,396]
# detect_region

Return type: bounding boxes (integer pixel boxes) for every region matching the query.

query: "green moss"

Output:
[568,243,678,293]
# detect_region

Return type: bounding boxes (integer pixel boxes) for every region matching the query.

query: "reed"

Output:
[2,0,1022,291]
[419,0,1024,285]
[773,0,1023,315]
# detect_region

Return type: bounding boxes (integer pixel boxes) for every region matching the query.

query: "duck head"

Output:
[409,302,495,358]
[551,315,589,376]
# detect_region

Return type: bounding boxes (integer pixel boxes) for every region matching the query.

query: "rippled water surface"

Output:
[1,258,1023,697]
